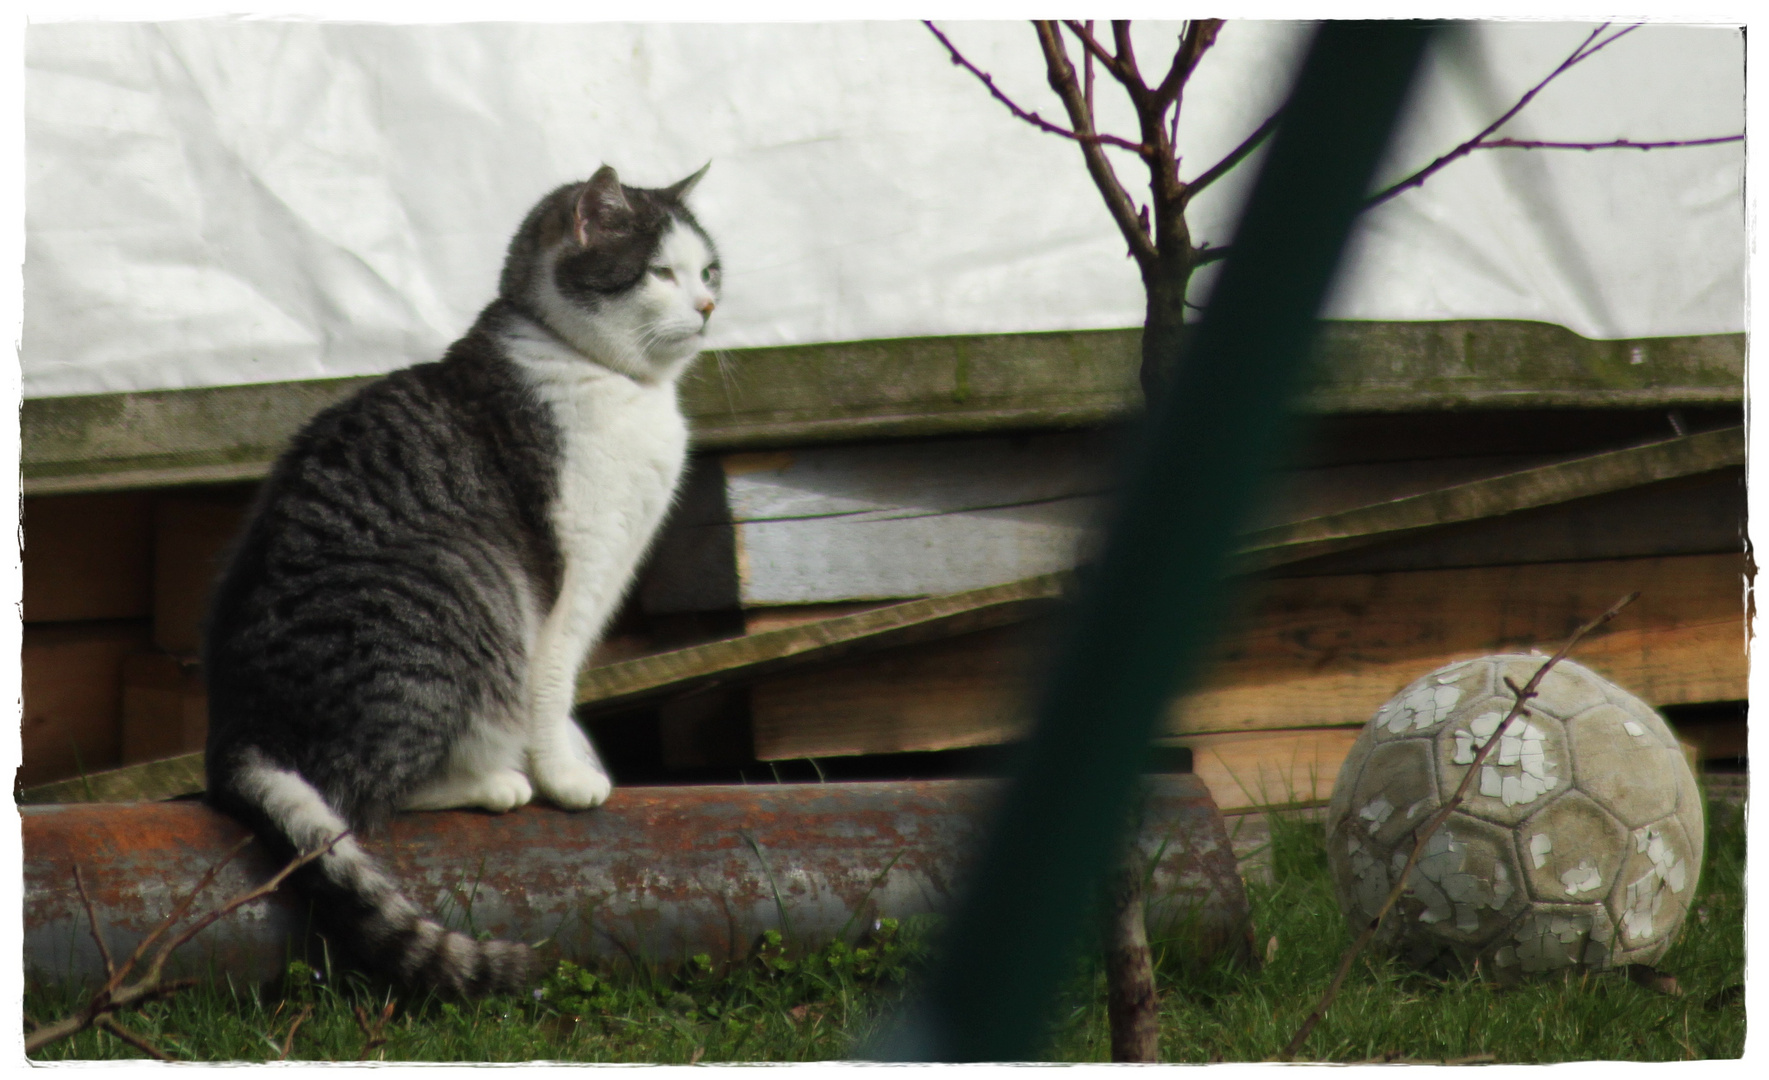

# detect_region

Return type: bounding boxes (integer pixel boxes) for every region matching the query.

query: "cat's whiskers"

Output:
[711,349,741,413]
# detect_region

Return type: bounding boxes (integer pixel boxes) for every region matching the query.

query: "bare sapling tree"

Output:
[925,18,1739,1063]
[926,20,1742,402]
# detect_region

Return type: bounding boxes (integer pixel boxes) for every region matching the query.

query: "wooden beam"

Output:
[24,422,1740,802]
[23,547,1744,804]
[748,553,1746,761]
[21,493,155,622]
[18,572,1071,804]
[668,427,1740,607]
[1163,729,1361,813]
[17,751,207,806]
[575,571,1070,710]
[19,622,153,789]
[718,432,1113,605]
[1237,426,1744,570]
[1171,552,1746,735]
[22,321,1744,495]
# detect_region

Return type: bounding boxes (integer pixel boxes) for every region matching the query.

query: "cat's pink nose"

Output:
[696,297,716,317]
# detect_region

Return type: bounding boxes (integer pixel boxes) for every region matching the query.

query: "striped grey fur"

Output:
[203,166,718,996]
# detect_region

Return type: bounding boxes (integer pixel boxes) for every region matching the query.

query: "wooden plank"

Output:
[1298,322,1743,412]
[696,428,1739,607]
[748,553,1745,761]
[1237,427,1744,571]
[1669,714,1747,763]
[21,493,155,622]
[17,753,207,806]
[19,622,153,789]
[22,377,375,496]
[724,432,1113,604]
[120,652,209,765]
[1179,553,1746,735]
[152,496,251,653]
[21,322,1744,495]
[635,457,741,616]
[750,625,1041,760]
[743,602,900,634]
[27,552,1740,800]
[1162,729,1360,813]
[575,571,1071,712]
[16,573,1069,804]
[1272,468,1743,577]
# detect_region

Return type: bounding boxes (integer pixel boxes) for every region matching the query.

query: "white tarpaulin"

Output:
[22,20,1745,400]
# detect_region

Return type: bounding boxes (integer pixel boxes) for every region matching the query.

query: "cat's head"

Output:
[501,165,720,382]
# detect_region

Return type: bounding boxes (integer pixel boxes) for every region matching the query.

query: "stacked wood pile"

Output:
[18,322,1747,812]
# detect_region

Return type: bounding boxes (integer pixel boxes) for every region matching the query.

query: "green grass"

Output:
[1046,794,1747,1063]
[26,795,1744,1063]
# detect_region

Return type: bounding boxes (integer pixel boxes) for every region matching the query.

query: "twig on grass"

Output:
[96,1013,174,1060]
[25,831,348,1058]
[353,998,398,1060]
[1276,591,1640,1062]
[279,1003,315,1060]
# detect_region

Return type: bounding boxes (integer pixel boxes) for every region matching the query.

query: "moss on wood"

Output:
[22,322,1743,495]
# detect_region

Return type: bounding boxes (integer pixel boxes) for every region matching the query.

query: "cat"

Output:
[202,164,721,996]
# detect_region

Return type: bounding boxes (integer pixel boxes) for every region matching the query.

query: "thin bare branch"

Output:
[145,832,346,983]
[73,866,116,979]
[1033,20,1159,268]
[1278,592,1640,1062]
[1477,134,1743,151]
[1154,19,1223,108]
[97,1015,173,1061]
[107,837,253,998]
[1184,107,1284,205]
[26,832,348,1057]
[924,21,1149,155]
[1062,20,1130,86]
[1082,20,1095,118]
[1111,21,1146,96]
[1168,86,1179,151]
[1193,245,1230,269]
[1367,22,1643,208]
[279,1004,315,1060]
[354,998,398,1061]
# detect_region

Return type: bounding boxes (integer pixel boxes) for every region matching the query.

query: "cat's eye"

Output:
[702,265,720,285]
[650,267,675,282]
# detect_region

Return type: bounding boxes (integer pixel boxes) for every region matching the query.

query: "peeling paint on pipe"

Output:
[23,776,1246,989]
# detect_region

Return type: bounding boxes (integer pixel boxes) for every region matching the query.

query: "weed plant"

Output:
[26,796,1744,1062]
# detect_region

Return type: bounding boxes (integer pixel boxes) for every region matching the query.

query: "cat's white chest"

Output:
[546,374,688,572]
[506,331,689,646]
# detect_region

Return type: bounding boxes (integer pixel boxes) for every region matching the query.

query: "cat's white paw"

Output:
[402,767,534,814]
[474,768,536,813]
[531,756,613,810]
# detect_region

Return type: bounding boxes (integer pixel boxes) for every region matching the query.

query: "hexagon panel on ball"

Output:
[1324,655,1704,978]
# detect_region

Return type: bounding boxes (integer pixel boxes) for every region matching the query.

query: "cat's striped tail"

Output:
[218,748,537,997]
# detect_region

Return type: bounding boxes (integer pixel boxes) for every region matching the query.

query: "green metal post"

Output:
[871,21,1435,1062]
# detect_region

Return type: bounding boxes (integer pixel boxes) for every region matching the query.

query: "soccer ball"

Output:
[1324,655,1704,977]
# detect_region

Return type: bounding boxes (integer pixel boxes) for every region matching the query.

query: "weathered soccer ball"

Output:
[1325,655,1704,977]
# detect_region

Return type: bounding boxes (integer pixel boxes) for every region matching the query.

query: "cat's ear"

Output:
[661,162,711,203]
[573,166,634,246]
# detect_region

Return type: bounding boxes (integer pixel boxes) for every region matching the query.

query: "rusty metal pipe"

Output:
[23,776,1246,989]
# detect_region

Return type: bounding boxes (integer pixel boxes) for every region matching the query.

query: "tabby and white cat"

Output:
[202,165,720,996]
